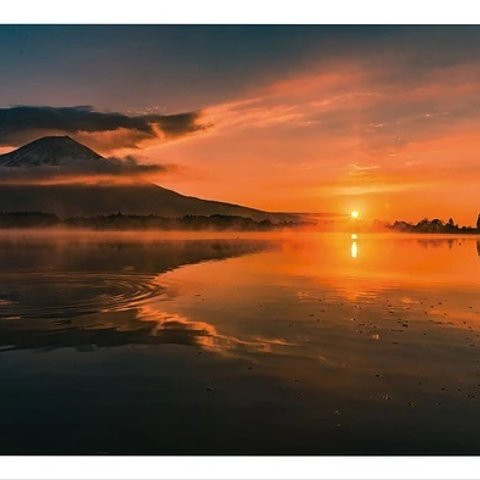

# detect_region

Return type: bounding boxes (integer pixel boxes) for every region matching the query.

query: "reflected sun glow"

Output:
[351,240,358,259]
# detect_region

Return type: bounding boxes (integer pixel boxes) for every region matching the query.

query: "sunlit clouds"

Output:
[143,54,480,224]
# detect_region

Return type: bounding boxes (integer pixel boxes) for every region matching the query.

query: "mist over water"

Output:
[1,231,480,454]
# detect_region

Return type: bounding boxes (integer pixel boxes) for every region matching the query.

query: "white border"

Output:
[2,4,480,478]
[2,456,480,480]
[1,0,480,24]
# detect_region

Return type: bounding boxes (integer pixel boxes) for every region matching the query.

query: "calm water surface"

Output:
[1,231,480,454]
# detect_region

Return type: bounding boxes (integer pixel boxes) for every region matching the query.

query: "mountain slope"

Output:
[0,184,289,220]
[0,136,297,221]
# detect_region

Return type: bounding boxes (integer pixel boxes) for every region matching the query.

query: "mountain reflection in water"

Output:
[1,231,480,455]
[0,233,273,352]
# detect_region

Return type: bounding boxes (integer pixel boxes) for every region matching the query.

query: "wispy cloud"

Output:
[142,54,480,222]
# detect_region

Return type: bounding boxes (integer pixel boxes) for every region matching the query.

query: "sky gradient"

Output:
[1,25,480,224]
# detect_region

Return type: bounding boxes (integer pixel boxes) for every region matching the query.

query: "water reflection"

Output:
[0,233,274,352]
[2,231,480,454]
[350,233,358,259]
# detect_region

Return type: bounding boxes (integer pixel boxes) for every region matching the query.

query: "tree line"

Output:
[0,211,304,231]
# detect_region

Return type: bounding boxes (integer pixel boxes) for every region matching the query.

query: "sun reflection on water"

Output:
[350,234,358,259]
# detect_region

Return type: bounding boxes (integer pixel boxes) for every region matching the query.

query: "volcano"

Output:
[0,136,106,168]
[0,136,296,221]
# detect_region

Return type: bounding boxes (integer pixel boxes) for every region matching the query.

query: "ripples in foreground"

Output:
[1,230,480,454]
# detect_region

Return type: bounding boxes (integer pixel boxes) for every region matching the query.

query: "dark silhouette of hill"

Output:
[0,136,299,222]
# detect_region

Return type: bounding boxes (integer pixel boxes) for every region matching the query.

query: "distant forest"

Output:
[1,211,479,233]
[388,217,480,234]
[0,211,305,231]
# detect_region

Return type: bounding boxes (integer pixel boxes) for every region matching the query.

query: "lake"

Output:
[0,230,480,454]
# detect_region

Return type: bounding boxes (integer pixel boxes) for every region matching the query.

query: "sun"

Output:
[351,210,359,219]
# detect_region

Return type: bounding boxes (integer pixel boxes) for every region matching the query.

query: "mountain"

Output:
[0,136,298,221]
[0,136,106,168]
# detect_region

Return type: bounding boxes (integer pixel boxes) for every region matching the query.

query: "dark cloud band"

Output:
[0,158,176,184]
[0,105,206,147]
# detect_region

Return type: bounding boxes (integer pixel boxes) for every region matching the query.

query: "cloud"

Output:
[0,105,208,149]
[105,155,177,175]
[0,153,180,185]
[200,56,480,153]
[143,52,480,222]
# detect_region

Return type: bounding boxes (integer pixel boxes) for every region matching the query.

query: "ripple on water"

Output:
[0,272,165,320]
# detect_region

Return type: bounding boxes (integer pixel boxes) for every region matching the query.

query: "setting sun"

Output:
[351,210,359,219]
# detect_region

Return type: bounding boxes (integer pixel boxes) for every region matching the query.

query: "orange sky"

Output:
[2,26,480,225]
[93,60,480,225]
